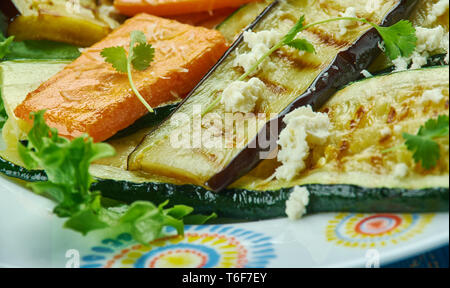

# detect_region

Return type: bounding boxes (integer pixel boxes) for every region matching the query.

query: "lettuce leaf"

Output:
[18,111,216,244]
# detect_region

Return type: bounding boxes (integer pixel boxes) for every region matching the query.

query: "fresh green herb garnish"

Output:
[203,16,417,114]
[242,16,416,79]
[403,115,449,170]
[383,115,449,169]
[101,31,155,113]
[18,111,216,243]
[372,20,417,60]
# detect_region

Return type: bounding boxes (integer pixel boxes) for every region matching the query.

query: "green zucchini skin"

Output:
[1,157,448,219]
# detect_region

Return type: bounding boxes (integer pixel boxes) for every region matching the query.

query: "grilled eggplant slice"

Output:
[1,67,448,219]
[5,0,125,47]
[217,0,273,42]
[369,0,449,73]
[128,0,419,190]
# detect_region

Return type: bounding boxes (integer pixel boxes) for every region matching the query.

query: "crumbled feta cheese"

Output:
[220,78,266,113]
[393,163,409,178]
[394,125,402,134]
[380,127,392,138]
[234,29,283,74]
[275,106,331,181]
[393,26,449,71]
[426,0,449,25]
[392,57,409,71]
[416,26,446,53]
[285,186,310,220]
[338,7,357,36]
[420,88,444,104]
[361,69,373,78]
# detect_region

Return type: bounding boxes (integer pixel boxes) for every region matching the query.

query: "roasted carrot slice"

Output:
[114,0,257,17]
[14,14,228,143]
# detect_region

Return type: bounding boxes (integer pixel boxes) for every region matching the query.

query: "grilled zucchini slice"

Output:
[2,66,448,219]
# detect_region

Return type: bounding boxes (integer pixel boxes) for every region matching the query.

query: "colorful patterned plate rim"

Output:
[0,175,448,268]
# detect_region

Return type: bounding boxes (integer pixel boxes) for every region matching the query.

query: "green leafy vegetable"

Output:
[132,42,155,71]
[285,38,316,53]
[18,111,216,243]
[373,20,417,60]
[101,46,128,73]
[18,110,116,217]
[403,115,449,170]
[0,34,14,59]
[282,15,306,44]
[1,39,81,61]
[101,30,155,113]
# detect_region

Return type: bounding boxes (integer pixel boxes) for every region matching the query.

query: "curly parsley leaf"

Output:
[101,46,128,73]
[374,20,417,60]
[18,111,216,243]
[18,111,116,217]
[403,115,449,170]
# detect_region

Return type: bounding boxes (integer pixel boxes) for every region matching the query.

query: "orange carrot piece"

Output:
[114,0,257,17]
[14,14,228,142]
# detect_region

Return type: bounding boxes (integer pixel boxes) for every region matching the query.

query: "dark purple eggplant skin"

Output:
[207,0,419,192]
[0,1,20,20]
[126,1,280,170]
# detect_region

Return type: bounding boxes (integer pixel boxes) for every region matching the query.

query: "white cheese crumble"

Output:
[394,125,402,134]
[361,69,373,78]
[220,78,266,113]
[285,186,310,220]
[380,127,392,138]
[275,106,331,181]
[420,88,445,104]
[426,0,449,25]
[393,163,409,178]
[234,29,283,74]
[393,26,449,71]
[338,7,357,36]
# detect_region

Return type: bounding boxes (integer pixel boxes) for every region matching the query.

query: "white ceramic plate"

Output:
[0,174,448,268]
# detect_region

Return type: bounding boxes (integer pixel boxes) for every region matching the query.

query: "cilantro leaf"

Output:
[130,30,147,45]
[100,46,128,73]
[283,15,306,44]
[286,38,316,53]
[417,115,449,139]
[403,115,449,170]
[374,20,417,60]
[101,30,155,113]
[132,42,155,71]
[403,134,440,170]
